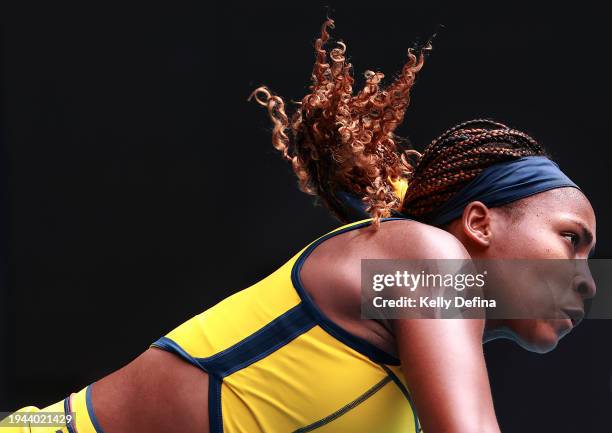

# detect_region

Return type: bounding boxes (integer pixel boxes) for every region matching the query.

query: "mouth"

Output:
[561,309,585,328]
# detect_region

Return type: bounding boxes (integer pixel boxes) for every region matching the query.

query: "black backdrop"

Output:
[2,2,611,432]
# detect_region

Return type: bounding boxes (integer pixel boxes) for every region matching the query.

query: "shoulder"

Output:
[378,218,471,260]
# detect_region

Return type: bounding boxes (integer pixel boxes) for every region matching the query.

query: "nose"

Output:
[576,279,596,299]
[574,260,596,300]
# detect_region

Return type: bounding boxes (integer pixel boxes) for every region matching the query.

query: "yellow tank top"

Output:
[2,217,420,433]
[150,216,420,433]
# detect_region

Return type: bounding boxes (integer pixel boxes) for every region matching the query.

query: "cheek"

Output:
[493,220,565,259]
[524,233,569,259]
[490,221,537,256]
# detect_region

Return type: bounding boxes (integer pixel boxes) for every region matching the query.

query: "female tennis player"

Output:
[4,18,596,433]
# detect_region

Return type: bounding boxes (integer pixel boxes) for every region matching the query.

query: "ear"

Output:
[460,201,492,247]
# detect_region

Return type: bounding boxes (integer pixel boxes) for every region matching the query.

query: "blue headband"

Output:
[334,156,580,226]
[418,155,581,226]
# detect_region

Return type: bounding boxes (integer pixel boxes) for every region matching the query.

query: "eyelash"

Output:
[562,232,579,247]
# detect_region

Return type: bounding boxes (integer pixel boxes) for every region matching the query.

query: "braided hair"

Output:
[250,19,548,228]
[404,119,547,222]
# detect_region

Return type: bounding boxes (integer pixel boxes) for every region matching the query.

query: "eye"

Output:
[562,232,579,247]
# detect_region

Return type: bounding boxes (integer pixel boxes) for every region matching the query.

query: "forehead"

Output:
[523,187,596,228]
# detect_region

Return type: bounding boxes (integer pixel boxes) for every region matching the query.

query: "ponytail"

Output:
[250,18,428,228]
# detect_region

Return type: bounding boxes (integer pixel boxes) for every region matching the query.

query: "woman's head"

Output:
[408,124,597,352]
[453,187,596,353]
[421,129,596,352]
[251,18,597,352]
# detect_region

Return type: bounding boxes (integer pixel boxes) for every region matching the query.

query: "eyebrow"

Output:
[569,218,596,258]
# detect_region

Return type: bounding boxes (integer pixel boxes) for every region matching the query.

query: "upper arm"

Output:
[391,224,501,433]
[91,347,209,433]
[394,318,500,433]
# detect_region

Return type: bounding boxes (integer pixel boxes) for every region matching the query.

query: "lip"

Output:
[561,309,585,328]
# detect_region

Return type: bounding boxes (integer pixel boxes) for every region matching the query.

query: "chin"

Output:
[517,335,559,354]
[519,321,573,353]
[503,320,564,353]
[486,320,569,353]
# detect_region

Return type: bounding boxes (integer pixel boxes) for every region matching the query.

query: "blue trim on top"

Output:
[152,304,316,378]
[291,217,407,366]
[86,384,106,433]
[152,304,317,433]
[199,303,316,377]
[63,397,76,433]
[381,365,421,432]
[208,374,223,433]
[151,337,209,373]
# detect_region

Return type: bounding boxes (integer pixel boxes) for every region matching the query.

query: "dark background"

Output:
[2,2,611,432]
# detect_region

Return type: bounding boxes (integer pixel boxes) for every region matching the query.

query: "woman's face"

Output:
[452,187,597,353]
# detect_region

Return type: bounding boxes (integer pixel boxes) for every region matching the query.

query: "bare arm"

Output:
[394,318,500,433]
[393,228,501,433]
[92,347,210,433]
